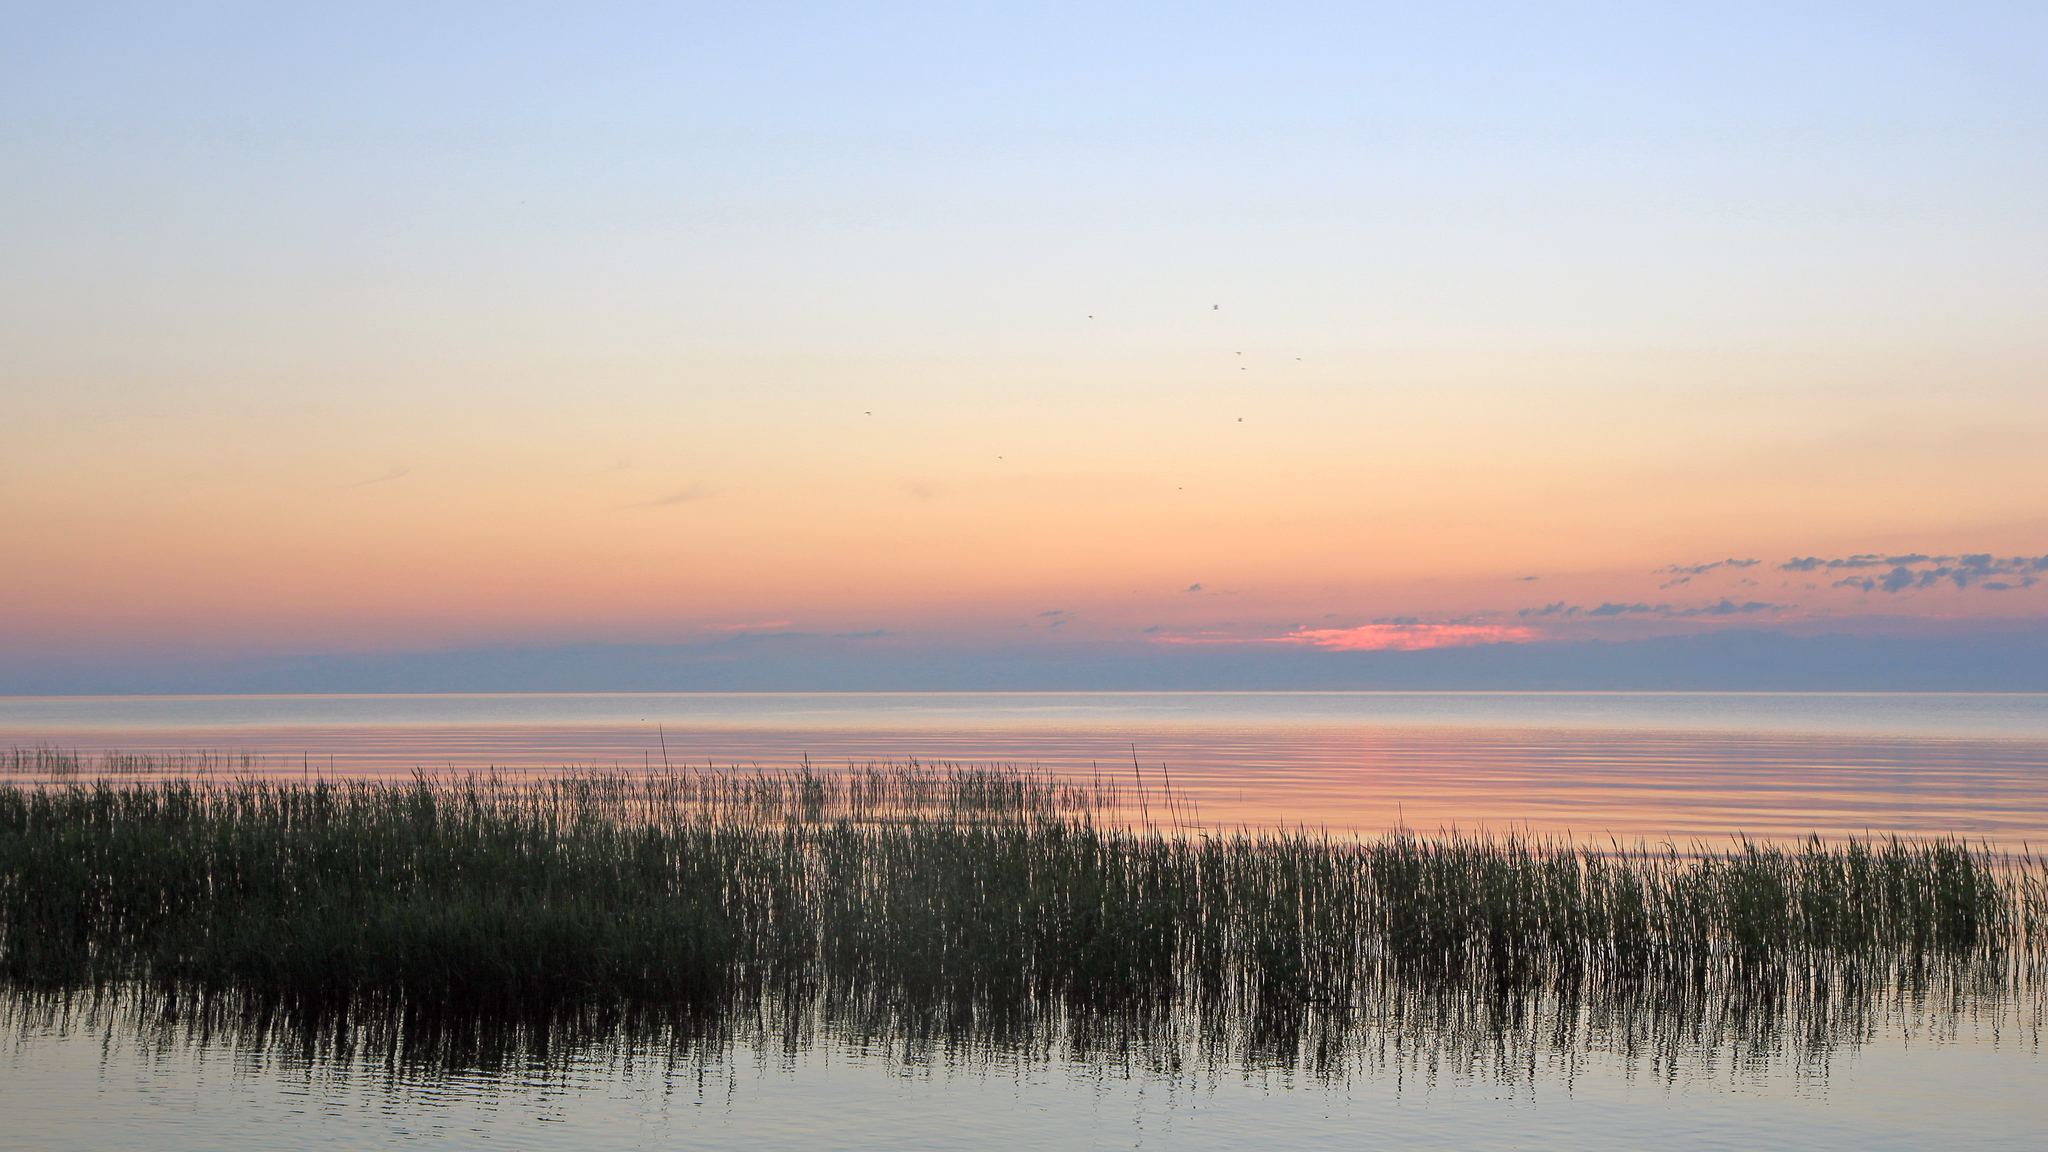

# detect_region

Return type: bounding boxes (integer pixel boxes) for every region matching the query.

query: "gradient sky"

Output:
[5,3,2046,673]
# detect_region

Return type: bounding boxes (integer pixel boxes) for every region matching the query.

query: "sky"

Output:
[4,3,2046,690]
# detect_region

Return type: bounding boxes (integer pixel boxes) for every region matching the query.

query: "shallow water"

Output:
[6,692,2046,844]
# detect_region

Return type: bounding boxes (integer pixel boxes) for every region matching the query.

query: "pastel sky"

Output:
[5,3,2046,674]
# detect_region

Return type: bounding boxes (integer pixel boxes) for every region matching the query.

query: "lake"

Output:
[3,691,2045,1149]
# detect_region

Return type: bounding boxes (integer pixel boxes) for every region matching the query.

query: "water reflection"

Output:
[10,946,2039,1099]
[11,722,2048,844]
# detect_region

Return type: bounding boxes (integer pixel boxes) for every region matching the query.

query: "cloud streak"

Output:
[632,485,715,508]
[341,467,410,488]
[1157,623,1536,652]
[1783,553,2048,593]
[1521,599,1782,619]
[1658,558,1761,576]
[1656,558,1760,589]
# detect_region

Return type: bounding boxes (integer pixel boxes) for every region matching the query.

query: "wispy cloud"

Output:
[341,466,410,488]
[1677,598,1783,617]
[1783,553,2048,591]
[629,485,714,508]
[1157,623,1536,652]
[1782,554,1928,572]
[1658,558,1761,576]
[714,620,792,630]
[649,486,713,506]
[1555,548,2044,624]
[1521,599,1782,619]
[1656,558,1759,589]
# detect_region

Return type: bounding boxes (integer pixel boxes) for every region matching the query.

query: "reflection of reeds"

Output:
[2,765,2041,1080]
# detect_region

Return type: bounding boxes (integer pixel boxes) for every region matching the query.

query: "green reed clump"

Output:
[0,767,2039,1023]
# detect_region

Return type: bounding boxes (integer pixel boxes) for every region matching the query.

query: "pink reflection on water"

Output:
[13,723,2048,847]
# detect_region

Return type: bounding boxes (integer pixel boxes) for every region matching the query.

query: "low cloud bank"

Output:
[13,628,2048,694]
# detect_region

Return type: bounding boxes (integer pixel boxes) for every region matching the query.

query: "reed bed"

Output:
[2,764,2041,1077]
[4,762,2031,988]
[4,762,2031,1074]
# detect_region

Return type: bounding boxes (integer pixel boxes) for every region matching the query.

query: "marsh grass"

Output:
[2,761,2041,1077]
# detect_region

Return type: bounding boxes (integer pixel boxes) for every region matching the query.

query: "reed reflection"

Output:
[8,949,2038,1095]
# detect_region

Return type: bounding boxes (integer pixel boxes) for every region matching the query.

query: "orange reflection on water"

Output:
[14,723,2047,847]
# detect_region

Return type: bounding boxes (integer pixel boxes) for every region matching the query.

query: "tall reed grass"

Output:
[2,762,2040,1076]
[4,762,2031,1004]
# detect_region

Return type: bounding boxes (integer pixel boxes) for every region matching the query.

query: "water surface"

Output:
[6,692,2045,844]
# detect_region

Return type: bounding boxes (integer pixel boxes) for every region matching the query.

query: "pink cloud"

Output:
[1156,623,1537,652]
[1281,623,1538,651]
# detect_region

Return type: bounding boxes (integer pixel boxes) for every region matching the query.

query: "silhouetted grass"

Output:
[2,764,2040,1073]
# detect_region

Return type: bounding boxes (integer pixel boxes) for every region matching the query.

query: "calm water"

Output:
[6,692,2047,1148]
[2,976,2042,1150]
[6,692,2046,844]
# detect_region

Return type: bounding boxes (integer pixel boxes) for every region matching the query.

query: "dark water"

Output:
[5,692,2047,1147]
